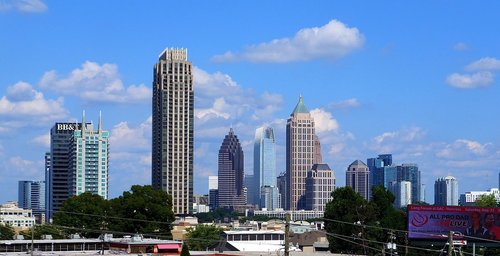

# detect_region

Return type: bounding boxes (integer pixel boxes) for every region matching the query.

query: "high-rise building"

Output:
[68,112,109,199]
[434,176,458,206]
[397,164,421,203]
[367,154,393,188]
[260,185,279,210]
[218,128,246,208]
[276,172,286,209]
[389,181,412,208]
[346,160,370,200]
[305,164,335,211]
[18,180,45,222]
[244,174,257,206]
[254,126,277,209]
[46,122,83,222]
[152,48,194,215]
[46,113,108,222]
[286,96,316,210]
[313,135,322,165]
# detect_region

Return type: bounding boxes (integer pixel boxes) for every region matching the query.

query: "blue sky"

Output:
[1,0,500,204]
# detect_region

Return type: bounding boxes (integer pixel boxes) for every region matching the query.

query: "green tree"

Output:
[324,186,374,254]
[180,242,191,256]
[185,224,223,251]
[476,194,497,207]
[53,192,109,237]
[0,223,15,240]
[20,225,66,240]
[108,185,175,237]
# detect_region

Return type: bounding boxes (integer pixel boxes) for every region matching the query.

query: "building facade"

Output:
[305,164,335,211]
[68,113,109,199]
[397,164,421,203]
[0,202,35,232]
[286,96,316,210]
[434,176,459,206]
[346,160,370,200]
[218,128,246,208]
[389,181,412,208]
[459,188,500,206]
[18,180,45,222]
[46,122,83,222]
[367,154,393,188]
[254,126,278,209]
[152,48,194,215]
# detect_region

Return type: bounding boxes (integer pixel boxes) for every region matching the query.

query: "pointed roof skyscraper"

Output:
[291,95,310,115]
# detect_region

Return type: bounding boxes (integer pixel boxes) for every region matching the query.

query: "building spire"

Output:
[98,110,102,133]
[291,95,309,115]
[82,110,86,132]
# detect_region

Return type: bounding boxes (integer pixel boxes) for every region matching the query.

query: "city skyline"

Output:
[1,1,500,204]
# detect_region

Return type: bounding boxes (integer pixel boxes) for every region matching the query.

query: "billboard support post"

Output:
[448,231,454,256]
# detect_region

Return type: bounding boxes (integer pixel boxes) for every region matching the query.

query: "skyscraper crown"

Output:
[291,95,310,115]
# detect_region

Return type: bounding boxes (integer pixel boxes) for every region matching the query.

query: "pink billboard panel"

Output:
[408,205,500,240]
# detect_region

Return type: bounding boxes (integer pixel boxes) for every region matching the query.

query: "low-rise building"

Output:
[0,201,35,232]
[459,188,500,206]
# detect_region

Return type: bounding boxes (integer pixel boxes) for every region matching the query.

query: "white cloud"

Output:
[110,117,152,152]
[212,19,364,63]
[32,133,50,148]
[0,0,47,13]
[453,42,469,51]
[195,98,231,120]
[466,57,500,71]
[0,82,68,131]
[446,72,494,89]
[327,98,360,110]
[39,61,151,103]
[437,139,491,158]
[310,108,339,133]
[368,127,426,154]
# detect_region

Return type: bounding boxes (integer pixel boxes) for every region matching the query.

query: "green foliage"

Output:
[108,185,175,238]
[325,186,408,255]
[53,192,109,238]
[19,225,66,240]
[180,242,191,256]
[475,194,497,207]
[185,224,223,251]
[0,223,15,240]
[52,185,175,239]
[195,208,240,223]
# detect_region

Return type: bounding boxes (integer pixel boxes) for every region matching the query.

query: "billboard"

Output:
[408,205,500,240]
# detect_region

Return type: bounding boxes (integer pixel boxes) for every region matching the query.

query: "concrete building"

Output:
[152,48,194,215]
[434,176,459,206]
[305,164,335,211]
[346,160,370,200]
[397,164,421,203]
[0,201,35,232]
[460,188,500,206]
[286,96,317,210]
[208,176,218,210]
[68,112,109,199]
[253,209,324,221]
[18,180,45,222]
[389,181,412,208]
[254,126,278,210]
[218,128,246,208]
[276,172,286,209]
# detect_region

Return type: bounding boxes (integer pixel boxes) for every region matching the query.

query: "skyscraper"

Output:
[367,154,393,188]
[286,96,316,210]
[346,160,370,200]
[68,113,109,199]
[18,180,45,222]
[305,163,335,211]
[389,181,412,208]
[397,164,421,203]
[46,122,82,222]
[152,48,194,215]
[46,113,108,222]
[254,126,278,209]
[434,176,458,206]
[218,128,246,208]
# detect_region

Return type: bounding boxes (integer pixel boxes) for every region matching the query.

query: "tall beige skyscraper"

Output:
[152,48,194,215]
[286,96,316,210]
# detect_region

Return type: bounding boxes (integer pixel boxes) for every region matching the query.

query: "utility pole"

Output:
[448,231,454,256]
[284,212,290,256]
[30,224,35,256]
